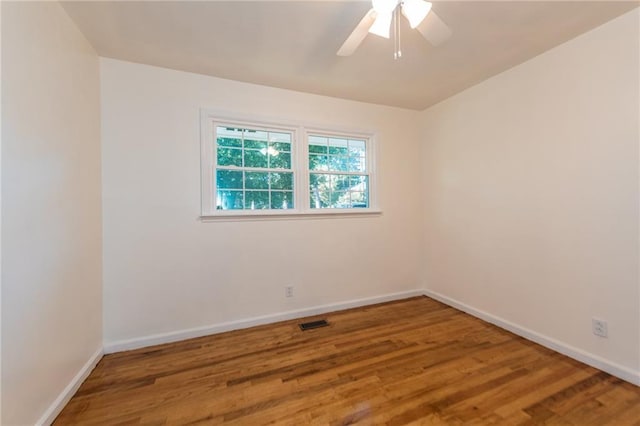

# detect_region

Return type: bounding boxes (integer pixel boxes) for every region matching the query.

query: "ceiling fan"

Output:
[337,0,452,57]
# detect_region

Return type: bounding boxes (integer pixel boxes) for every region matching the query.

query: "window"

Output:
[308,135,369,209]
[201,112,377,217]
[214,125,294,211]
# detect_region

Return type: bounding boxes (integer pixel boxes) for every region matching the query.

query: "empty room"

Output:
[2,0,639,424]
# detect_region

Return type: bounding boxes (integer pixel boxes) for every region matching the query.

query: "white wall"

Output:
[1,2,102,424]
[420,9,639,381]
[100,58,424,347]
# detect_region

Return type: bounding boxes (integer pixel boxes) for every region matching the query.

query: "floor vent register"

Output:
[299,319,329,331]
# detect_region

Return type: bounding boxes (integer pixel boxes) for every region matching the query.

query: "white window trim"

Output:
[200,109,381,220]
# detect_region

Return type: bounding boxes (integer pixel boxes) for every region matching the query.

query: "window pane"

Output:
[309,173,368,209]
[349,156,366,172]
[271,191,293,209]
[350,175,368,191]
[309,173,328,187]
[331,191,349,208]
[329,156,349,172]
[269,142,290,152]
[348,139,366,172]
[309,173,330,209]
[245,129,267,142]
[269,132,291,143]
[331,174,351,191]
[217,126,243,147]
[245,191,269,210]
[329,138,348,155]
[309,135,327,144]
[309,135,327,155]
[310,189,329,208]
[270,172,293,190]
[309,144,327,154]
[329,146,349,155]
[216,190,244,210]
[244,150,268,168]
[216,170,243,189]
[309,135,367,174]
[269,152,291,169]
[245,171,269,189]
[244,139,267,150]
[350,191,368,208]
[217,137,242,148]
[217,147,242,167]
[309,154,328,171]
[348,139,366,156]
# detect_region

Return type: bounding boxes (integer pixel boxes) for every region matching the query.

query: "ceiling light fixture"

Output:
[337,0,451,58]
[372,0,398,15]
[369,11,392,38]
[369,0,397,38]
[366,0,433,58]
[402,0,432,28]
[368,0,432,38]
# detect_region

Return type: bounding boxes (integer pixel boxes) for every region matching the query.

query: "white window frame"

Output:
[304,128,377,212]
[200,110,380,219]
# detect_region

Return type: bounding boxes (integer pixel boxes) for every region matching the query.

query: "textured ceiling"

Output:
[61,1,638,110]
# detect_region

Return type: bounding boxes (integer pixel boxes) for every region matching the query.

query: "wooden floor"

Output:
[55,297,640,425]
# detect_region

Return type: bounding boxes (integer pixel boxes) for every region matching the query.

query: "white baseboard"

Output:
[37,347,103,426]
[104,289,424,354]
[34,288,638,426]
[423,288,640,386]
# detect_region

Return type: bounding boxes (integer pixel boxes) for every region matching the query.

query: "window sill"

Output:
[200,209,382,222]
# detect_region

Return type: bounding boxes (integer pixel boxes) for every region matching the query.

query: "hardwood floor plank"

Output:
[54,297,640,425]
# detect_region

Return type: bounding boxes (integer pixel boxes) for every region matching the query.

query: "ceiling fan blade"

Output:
[416,10,452,46]
[337,9,377,56]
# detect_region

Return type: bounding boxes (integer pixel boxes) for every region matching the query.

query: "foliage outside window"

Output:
[201,113,377,217]
[215,126,294,211]
[308,135,369,209]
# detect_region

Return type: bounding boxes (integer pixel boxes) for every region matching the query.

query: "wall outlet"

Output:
[285,286,294,298]
[592,318,608,338]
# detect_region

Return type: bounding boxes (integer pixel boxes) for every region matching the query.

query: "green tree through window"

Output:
[215,126,294,210]
[202,115,375,216]
[308,135,369,209]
